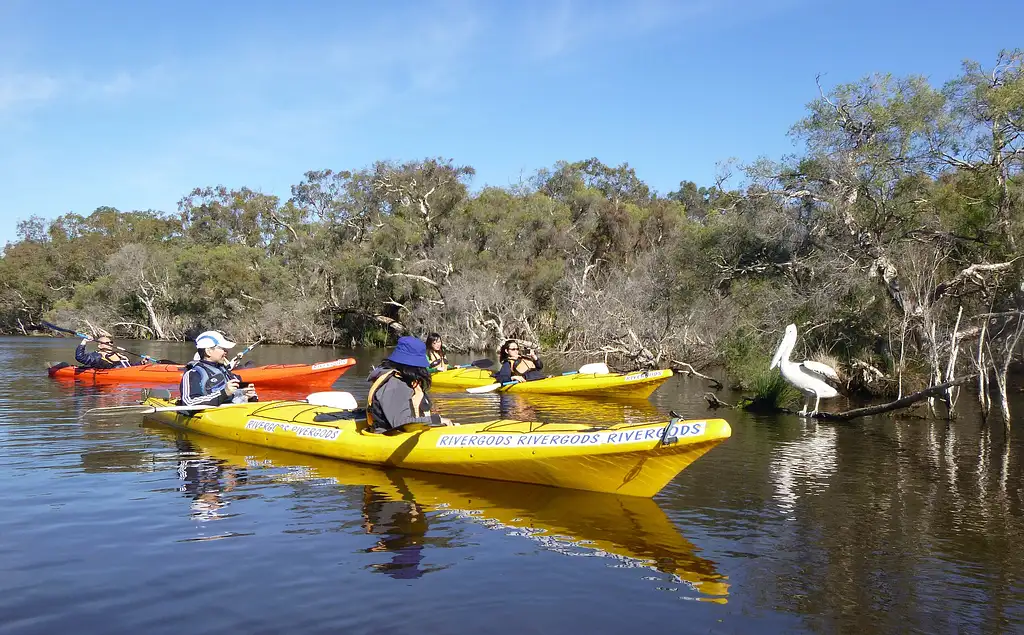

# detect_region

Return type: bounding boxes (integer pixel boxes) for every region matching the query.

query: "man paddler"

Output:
[75,334,138,369]
[179,330,257,406]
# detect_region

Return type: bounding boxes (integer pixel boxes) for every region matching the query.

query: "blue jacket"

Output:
[75,343,135,369]
[179,359,250,406]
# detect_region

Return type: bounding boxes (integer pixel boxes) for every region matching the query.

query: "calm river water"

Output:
[1,336,1022,634]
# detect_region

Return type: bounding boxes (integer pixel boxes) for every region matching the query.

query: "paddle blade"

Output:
[41,321,87,338]
[466,383,504,394]
[470,359,495,369]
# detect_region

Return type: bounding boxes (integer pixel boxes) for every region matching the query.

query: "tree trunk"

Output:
[137,292,167,340]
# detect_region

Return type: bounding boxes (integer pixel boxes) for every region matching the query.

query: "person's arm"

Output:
[494,361,513,384]
[75,340,104,367]
[531,355,543,371]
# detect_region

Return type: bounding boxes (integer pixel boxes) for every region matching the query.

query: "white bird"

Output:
[769,324,841,417]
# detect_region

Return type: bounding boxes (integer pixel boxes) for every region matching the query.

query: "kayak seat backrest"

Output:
[307,391,359,409]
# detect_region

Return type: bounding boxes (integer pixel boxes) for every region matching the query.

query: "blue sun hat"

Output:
[387,336,429,367]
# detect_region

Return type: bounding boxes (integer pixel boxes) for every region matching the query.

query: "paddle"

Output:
[431,358,494,373]
[40,320,176,364]
[85,389,363,418]
[228,337,264,370]
[466,362,611,394]
[84,403,217,416]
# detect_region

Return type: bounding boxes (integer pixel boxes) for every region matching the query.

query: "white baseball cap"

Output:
[194,331,236,349]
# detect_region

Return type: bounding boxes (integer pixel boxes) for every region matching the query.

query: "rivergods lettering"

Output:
[435,422,705,449]
[244,419,342,441]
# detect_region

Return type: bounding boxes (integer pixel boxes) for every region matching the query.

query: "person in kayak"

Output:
[179,330,257,406]
[366,336,454,432]
[494,340,545,383]
[425,332,449,372]
[75,334,138,369]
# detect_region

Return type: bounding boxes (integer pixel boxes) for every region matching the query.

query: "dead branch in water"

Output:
[672,360,724,390]
[704,392,733,409]
[814,375,978,422]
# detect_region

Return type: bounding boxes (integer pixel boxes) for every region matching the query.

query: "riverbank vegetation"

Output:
[3,52,1022,418]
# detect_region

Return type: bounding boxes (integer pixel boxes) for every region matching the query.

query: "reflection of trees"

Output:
[730,408,1024,633]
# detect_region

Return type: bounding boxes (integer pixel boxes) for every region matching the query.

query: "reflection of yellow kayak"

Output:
[433,368,674,397]
[142,426,730,601]
[142,397,730,497]
[488,392,666,424]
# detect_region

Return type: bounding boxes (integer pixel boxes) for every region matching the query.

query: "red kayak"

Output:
[47,358,356,390]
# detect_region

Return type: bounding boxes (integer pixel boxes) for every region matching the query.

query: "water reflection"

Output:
[361,483,434,579]
[440,392,667,426]
[142,425,729,601]
[770,420,838,519]
[52,375,321,405]
[10,337,1024,633]
[172,438,249,523]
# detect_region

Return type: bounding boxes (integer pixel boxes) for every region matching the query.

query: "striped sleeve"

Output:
[180,368,229,406]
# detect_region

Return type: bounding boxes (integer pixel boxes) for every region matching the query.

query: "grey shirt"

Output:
[366,366,441,431]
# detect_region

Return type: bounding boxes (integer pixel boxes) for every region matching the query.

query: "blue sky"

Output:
[1,0,1020,246]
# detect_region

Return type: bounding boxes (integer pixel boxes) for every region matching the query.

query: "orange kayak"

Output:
[47,358,356,390]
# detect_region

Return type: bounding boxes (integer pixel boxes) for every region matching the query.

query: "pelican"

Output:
[770,324,840,416]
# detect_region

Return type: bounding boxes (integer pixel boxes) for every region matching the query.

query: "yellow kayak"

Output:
[143,427,730,601]
[141,397,730,497]
[432,367,675,398]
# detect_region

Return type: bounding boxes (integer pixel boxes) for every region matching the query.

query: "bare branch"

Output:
[815,375,977,421]
[931,257,1023,302]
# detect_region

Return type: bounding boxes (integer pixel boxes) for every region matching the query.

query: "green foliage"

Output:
[719,326,772,390]
[741,371,801,412]
[1,53,1021,394]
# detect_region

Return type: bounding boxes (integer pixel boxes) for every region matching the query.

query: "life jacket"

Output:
[427,350,447,369]
[511,357,536,376]
[366,369,431,431]
[366,370,397,430]
[185,360,247,404]
[100,351,131,368]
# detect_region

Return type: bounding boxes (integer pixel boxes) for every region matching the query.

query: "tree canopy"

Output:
[3,52,1022,400]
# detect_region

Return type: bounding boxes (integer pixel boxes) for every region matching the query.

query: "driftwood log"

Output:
[704,375,978,422]
[812,375,976,421]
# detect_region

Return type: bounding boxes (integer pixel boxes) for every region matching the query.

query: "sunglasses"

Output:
[507,346,519,351]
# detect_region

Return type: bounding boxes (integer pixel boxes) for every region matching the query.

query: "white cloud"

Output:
[514,0,792,61]
[0,72,60,109]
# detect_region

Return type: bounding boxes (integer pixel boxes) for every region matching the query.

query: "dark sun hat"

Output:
[387,336,429,368]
